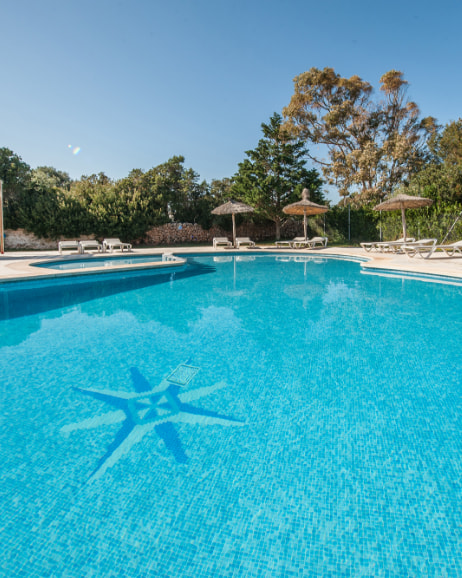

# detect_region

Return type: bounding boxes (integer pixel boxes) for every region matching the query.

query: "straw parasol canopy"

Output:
[374,193,433,241]
[283,188,329,240]
[211,200,255,247]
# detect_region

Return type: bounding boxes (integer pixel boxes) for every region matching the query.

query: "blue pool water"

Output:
[1,254,462,577]
[34,254,164,270]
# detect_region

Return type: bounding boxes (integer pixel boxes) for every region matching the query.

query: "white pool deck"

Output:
[0,245,461,284]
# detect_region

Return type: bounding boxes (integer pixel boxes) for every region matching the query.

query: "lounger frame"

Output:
[213,237,232,249]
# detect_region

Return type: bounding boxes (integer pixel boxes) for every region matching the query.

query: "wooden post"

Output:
[401,205,406,241]
[0,180,4,254]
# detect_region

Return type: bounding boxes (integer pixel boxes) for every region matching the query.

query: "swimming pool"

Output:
[1,254,462,576]
[33,253,165,270]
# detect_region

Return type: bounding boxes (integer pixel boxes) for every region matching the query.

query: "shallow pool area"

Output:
[1,254,462,576]
[33,253,165,270]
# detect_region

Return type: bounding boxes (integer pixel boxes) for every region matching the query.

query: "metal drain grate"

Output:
[166,363,200,386]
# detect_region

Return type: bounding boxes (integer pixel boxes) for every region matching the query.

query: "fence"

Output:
[322,206,462,244]
[6,207,462,249]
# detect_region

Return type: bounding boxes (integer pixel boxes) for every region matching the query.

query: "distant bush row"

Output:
[2,138,462,244]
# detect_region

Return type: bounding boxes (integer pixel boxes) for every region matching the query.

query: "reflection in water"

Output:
[283,284,321,309]
[212,256,256,295]
[322,281,359,305]
[236,256,255,262]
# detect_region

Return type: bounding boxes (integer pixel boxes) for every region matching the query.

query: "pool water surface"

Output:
[33,254,164,270]
[1,254,461,576]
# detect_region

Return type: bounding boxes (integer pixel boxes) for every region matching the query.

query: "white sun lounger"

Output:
[58,240,80,254]
[275,236,306,248]
[386,239,421,253]
[307,236,328,248]
[401,239,438,259]
[102,238,132,252]
[361,237,415,252]
[236,237,255,248]
[434,240,462,256]
[79,240,102,253]
[405,239,462,258]
[213,237,232,249]
[292,236,328,249]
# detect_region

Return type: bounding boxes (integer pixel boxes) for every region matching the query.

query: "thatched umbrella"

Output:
[211,200,255,247]
[283,189,329,240]
[374,194,433,241]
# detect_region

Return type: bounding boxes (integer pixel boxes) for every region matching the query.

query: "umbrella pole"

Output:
[401,206,406,240]
[303,210,307,240]
[232,213,236,247]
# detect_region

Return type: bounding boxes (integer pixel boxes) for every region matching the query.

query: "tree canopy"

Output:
[428,118,462,167]
[31,166,72,191]
[232,113,325,239]
[1,152,219,240]
[1,91,461,244]
[282,67,438,204]
[395,119,462,205]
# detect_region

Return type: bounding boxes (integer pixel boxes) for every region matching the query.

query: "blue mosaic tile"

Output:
[0,256,462,576]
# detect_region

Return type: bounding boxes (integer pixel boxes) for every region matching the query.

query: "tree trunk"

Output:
[275,218,281,240]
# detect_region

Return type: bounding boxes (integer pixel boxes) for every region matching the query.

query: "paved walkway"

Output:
[0,245,461,283]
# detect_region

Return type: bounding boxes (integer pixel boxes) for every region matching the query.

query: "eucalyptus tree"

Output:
[232,113,324,239]
[282,67,437,204]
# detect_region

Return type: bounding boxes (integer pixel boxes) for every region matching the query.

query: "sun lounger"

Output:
[292,239,312,248]
[236,237,255,248]
[58,240,80,254]
[307,236,328,248]
[360,237,415,252]
[292,236,328,249]
[401,239,438,259]
[102,238,132,253]
[79,240,102,253]
[213,237,232,249]
[405,239,462,258]
[361,241,379,252]
[434,240,462,256]
[275,236,306,248]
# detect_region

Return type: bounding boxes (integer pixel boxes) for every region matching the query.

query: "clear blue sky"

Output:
[2,0,461,203]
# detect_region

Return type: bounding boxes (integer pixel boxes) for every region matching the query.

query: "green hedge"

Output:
[320,204,462,244]
[7,184,462,245]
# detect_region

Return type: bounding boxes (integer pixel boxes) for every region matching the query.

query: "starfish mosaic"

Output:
[61,364,245,480]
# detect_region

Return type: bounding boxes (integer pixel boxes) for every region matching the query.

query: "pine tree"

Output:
[232,113,324,239]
